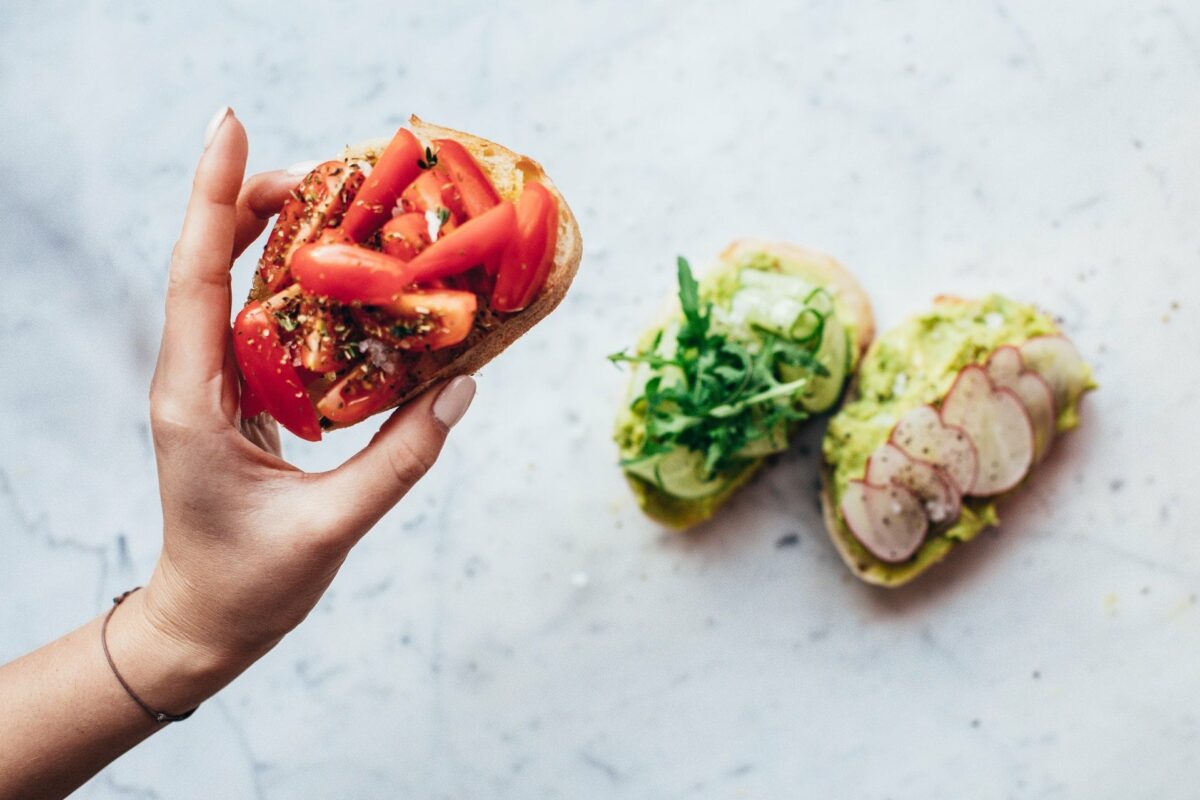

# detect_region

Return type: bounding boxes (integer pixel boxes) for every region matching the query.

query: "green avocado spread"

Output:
[823,294,1094,584]
[615,250,864,528]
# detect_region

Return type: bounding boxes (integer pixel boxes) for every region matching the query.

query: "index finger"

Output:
[154,108,248,410]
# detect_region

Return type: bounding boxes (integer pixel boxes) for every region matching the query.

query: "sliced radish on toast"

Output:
[986,346,1056,461]
[840,480,929,563]
[890,405,979,495]
[865,442,962,526]
[984,345,1023,384]
[940,366,1034,496]
[1019,335,1089,416]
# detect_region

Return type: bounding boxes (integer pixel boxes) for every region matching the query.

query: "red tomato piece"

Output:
[258,161,365,291]
[433,138,500,218]
[355,289,478,352]
[233,300,322,441]
[316,363,403,426]
[297,298,355,373]
[400,170,456,216]
[240,379,266,419]
[404,201,517,283]
[314,226,353,246]
[380,212,433,261]
[291,243,419,306]
[491,183,559,312]
[341,128,424,242]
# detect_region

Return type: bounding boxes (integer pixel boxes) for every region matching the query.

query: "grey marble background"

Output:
[3,1,1199,797]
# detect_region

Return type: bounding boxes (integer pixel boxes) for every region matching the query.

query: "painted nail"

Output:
[285,159,322,176]
[203,105,232,149]
[432,376,476,429]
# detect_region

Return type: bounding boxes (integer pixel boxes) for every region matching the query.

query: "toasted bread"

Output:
[249,116,582,428]
[619,240,874,528]
[819,295,1092,587]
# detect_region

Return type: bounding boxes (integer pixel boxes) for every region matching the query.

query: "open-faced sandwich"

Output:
[612,240,874,528]
[234,116,582,440]
[822,295,1095,586]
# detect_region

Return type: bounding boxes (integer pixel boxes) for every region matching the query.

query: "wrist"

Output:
[103,586,246,716]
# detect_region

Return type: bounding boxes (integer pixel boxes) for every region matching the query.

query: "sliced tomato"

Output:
[491,183,559,312]
[317,363,403,426]
[356,289,478,352]
[239,379,266,418]
[434,138,500,218]
[297,298,355,373]
[404,201,517,283]
[341,128,424,242]
[314,226,353,246]
[258,161,365,291]
[291,243,419,306]
[400,170,456,216]
[380,212,433,261]
[233,300,321,441]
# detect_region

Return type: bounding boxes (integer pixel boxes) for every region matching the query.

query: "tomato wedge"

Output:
[341,128,424,242]
[317,363,403,426]
[291,243,419,306]
[491,183,559,312]
[404,201,517,283]
[239,379,266,419]
[298,299,355,373]
[233,300,321,442]
[258,161,365,291]
[401,170,456,216]
[380,212,433,261]
[433,138,500,218]
[355,290,478,352]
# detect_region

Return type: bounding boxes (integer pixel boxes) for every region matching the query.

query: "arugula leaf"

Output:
[612,257,837,481]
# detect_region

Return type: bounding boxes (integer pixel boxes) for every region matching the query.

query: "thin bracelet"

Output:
[101,587,198,724]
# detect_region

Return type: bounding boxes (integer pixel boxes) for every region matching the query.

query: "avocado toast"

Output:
[613,240,874,528]
[821,295,1095,586]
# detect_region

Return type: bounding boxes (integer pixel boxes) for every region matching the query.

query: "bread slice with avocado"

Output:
[820,294,1095,586]
[612,240,874,528]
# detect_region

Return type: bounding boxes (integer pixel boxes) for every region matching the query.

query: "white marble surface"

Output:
[2,1,1199,797]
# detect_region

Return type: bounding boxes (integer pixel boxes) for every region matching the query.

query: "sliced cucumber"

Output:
[784,313,849,413]
[623,447,730,500]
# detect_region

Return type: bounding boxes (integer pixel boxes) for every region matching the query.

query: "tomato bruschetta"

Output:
[234,116,582,440]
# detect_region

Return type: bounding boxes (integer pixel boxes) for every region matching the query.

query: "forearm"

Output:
[0,589,237,799]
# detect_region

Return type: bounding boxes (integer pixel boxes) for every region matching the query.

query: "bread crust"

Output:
[719,238,875,354]
[248,117,582,430]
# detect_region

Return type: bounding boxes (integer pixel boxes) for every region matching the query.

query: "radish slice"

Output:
[1019,335,1088,415]
[866,442,962,526]
[986,347,1056,462]
[985,345,1023,384]
[941,366,1034,496]
[890,405,979,494]
[840,480,929,563]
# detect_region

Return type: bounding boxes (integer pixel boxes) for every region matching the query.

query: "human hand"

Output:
[107,108,476,712]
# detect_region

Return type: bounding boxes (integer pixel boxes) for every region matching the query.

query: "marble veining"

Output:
[2,1,1199,797]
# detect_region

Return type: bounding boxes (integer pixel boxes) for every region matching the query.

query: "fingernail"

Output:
[203,105,232,150]
[432,376,476,429]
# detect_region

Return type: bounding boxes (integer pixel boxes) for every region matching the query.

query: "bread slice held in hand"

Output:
[820,294,1095,586]
[235,116,583,441]
[612,240,874,529]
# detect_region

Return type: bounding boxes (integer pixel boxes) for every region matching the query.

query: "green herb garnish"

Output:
[417,146,439,170]
[436,206,451,225]
[610,257,831,479]
[274,310,299,333]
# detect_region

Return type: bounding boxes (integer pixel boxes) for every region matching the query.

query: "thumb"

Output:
[314,376,476,542]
